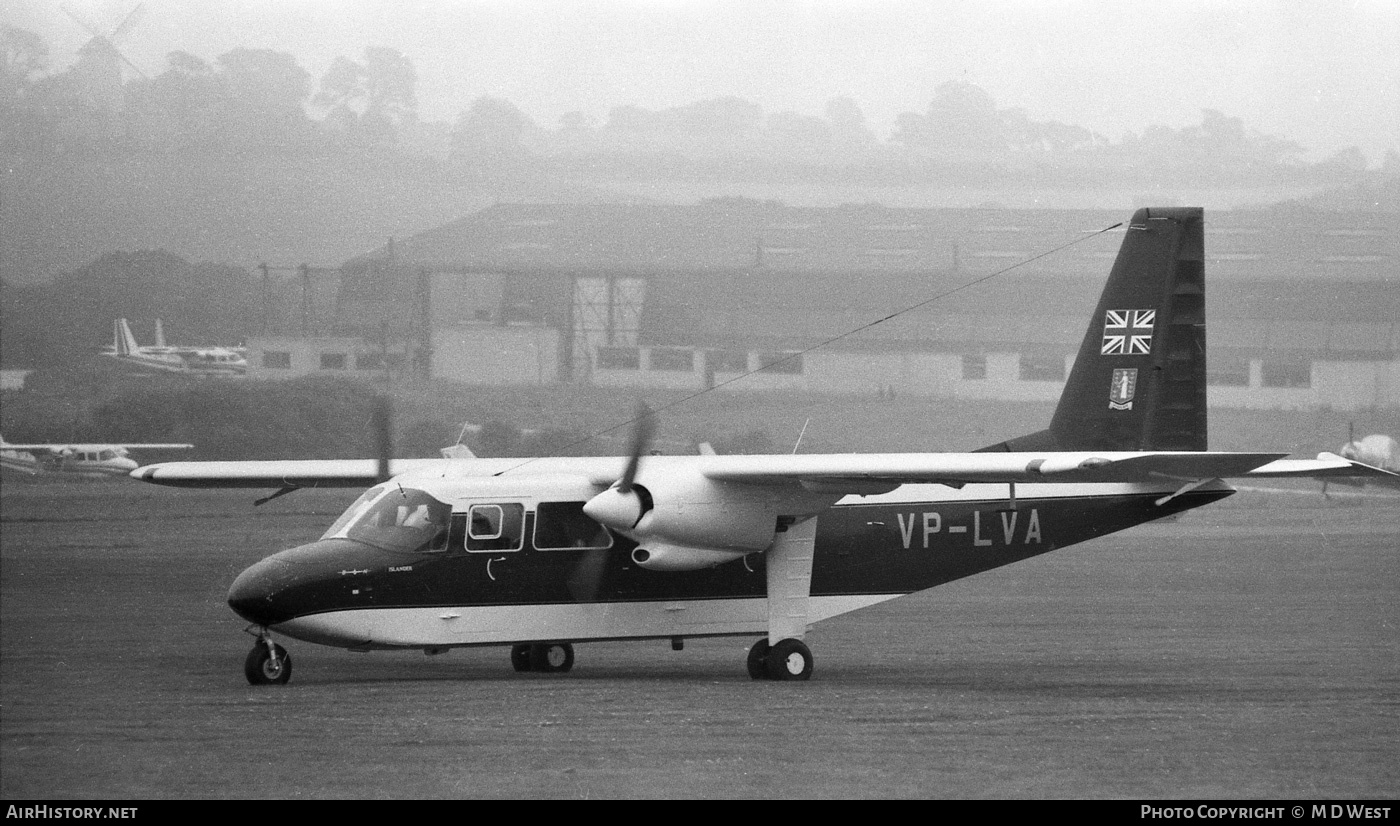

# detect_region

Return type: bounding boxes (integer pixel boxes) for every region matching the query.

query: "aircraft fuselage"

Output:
[229,483,1232,651]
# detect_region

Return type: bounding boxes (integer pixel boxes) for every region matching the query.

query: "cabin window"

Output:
[320,353,347,370]
[98,449,117,461]
[534,502,613,551]
[962,354,987,380]
[466,503,525,552]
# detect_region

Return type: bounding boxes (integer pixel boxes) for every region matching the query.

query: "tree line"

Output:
[4,23,1391,183]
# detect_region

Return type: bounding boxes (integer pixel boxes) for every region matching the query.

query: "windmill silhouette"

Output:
[61,3,147,112]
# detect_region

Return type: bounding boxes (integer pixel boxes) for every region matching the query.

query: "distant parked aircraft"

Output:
[102,319,247,377]
[1,435,192,479]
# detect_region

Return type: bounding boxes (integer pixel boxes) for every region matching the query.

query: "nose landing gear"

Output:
[244,628,292,685]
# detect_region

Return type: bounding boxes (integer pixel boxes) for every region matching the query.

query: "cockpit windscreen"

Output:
[322,485,452,554]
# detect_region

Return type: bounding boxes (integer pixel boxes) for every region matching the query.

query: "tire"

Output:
[765,638,813,681]
[746,639,771,680]
[244,642,292,685]
[529,642,574,673]
[510,643,532,672]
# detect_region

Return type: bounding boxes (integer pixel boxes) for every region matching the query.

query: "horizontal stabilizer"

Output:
[1246,452,1400,489]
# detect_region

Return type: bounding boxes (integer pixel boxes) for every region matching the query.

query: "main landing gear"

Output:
[244,630,292,685]
[510,642,575,674]
[747,637,814,681]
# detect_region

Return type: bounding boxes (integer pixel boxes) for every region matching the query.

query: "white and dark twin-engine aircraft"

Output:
[102,318,248,377]
[1,436,192,478]
[130,207,1398,685]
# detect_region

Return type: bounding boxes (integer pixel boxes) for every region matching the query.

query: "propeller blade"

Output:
[583,402,658,532]
[618,401,654,493]
[373,396,392,483]
[566,548,610,603]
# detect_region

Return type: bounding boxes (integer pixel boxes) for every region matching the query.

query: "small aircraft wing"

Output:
[696,451,1290,489]
[130,458,445,488]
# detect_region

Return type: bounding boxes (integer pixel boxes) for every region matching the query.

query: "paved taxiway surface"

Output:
[2,481,1396,799]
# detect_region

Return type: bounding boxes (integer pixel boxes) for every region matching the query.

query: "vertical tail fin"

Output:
[154,319,167,348]
[115,319,140,357]
[981,207,1206,452]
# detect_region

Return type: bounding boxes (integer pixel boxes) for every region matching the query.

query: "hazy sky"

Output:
[6,0,1399,162]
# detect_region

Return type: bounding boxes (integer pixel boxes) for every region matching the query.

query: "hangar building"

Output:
[246,201,1399,411]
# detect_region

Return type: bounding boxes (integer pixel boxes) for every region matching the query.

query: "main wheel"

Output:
[510,643,532,672]
[746,639,771,680]
[244,642,292,685]
[529,642,574,673]
[765,638,813,681]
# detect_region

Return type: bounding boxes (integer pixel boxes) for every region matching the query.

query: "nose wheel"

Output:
[244,631,292,685]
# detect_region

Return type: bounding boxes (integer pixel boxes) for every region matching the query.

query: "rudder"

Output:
[980,207,1206,452]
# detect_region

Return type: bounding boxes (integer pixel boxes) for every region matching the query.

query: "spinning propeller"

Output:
[373,395,393,483]
[566,402,655,601]
[583,402,657,532]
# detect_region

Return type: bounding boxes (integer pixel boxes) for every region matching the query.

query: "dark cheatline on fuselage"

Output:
[229,488,1231,626]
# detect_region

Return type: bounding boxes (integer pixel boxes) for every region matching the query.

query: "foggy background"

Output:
[2,0,1397,438]
[4,0,1397,283]
[9,0,1399,160]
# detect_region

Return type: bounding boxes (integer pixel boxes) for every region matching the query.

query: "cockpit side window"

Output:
[465,503,525,552]
[534,501,613,551]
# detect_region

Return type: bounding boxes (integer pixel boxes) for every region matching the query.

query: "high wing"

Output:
[130,458,445,488]
[131,449,1397,494]
[695,450,1291,490]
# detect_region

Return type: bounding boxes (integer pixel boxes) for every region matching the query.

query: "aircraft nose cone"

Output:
[228,556,294,625]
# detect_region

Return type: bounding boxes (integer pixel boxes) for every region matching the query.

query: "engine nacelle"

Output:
[631,542,749,572]
[630,470,780,551]
[584,464,837,557]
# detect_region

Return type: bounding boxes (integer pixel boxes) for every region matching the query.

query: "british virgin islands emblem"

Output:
[1109,368,1138,410]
